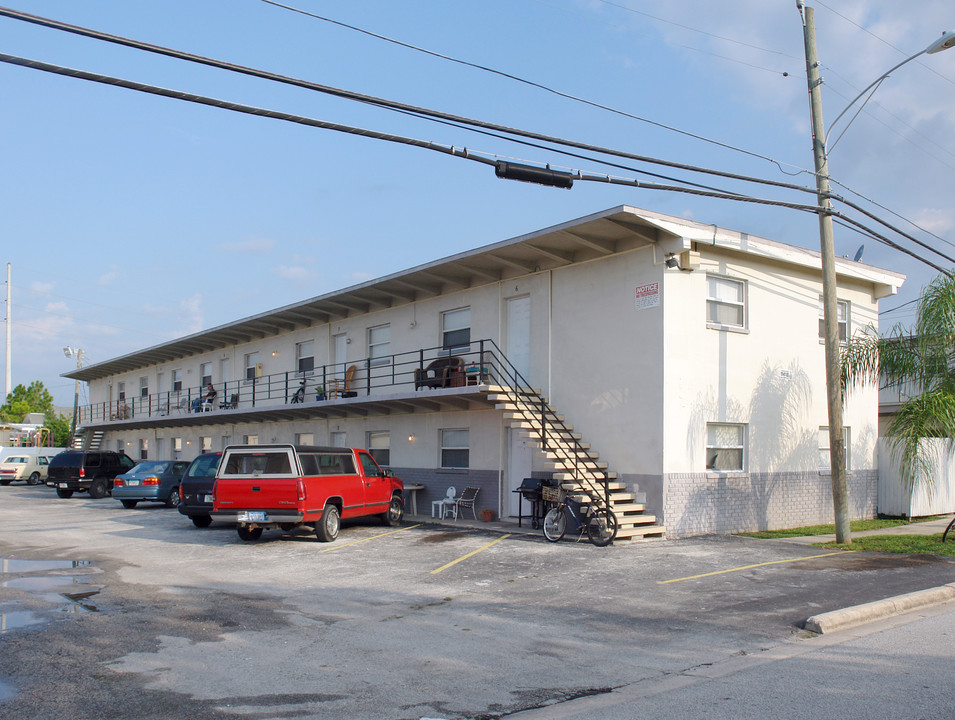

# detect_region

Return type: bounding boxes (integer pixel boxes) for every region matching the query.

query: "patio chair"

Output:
[450,486,480,521]
[327,365,356,398]
[219,393,239,410]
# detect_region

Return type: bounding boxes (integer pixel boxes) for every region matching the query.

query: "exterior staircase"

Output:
[489,385,665,542]
[70,428,103,451]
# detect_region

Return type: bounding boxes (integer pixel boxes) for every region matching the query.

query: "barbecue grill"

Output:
[512,477,556,528]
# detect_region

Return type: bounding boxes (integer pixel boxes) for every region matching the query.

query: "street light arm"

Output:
[826,31,954,143]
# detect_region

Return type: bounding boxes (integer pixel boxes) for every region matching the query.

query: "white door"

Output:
[333,334,347,376]
[219,358,231,389]
[506,296,531,383]
[507,430,534,519]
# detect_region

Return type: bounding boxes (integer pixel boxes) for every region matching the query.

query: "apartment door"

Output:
[219,358,231,393]
[507,430,533,519]
[505,296,531,383]
[332,334,347,378]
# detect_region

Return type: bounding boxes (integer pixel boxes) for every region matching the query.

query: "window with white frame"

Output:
[200,436,212,452]
[367,430,390,466]
[441,307,471,353]
[706,275,746,329]
[140,376,149,398]
[243,434,259,445]
[818,426,850,473]
[172,369,183,393]
[200,362,213,388]
[705,423,745,472]
[117,382,126,401]
[116,439,123,453]
[367,325,391,367]
[244,353,259,382]
[139,438,148,460]
[295,432,314,445]
[296,340,315,375]
[440,428,469,469]
[818,298,849,343]
[173,437,183,460]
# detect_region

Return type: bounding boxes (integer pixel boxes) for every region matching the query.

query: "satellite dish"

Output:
[853,244,865,263]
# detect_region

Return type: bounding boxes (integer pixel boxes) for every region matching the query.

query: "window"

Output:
[117,382,126,401]
[440,428,469,469]
[295,432,314,446]
[173,437,182,460]
[116,439,123,453]
[200,436,212,452]
[441,307,471,353]
[243,434,259,445]
[706,275,746,329]
[367,431,390,466]
[140,377,149,398]
[244,353,259,382]
[295,340,315,375]
[705,423,745,472]
[819,298,849,343]
[139,438,148,460]
[819,426,850,473]
[330,431,346,448]
[172,369,183,393]
[200,362,213,387]
[367,325,391,366]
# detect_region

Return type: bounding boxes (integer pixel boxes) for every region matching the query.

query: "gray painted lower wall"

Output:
[660,470,879,538]
[390,467,500,520]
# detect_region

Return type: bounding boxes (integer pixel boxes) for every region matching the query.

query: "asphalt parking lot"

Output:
[1,483,954,719]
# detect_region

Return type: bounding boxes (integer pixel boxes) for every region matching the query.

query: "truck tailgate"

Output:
[214,477,300,511]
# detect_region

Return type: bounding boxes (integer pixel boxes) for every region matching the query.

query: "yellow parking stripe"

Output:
[317,523,422,553]
[430,534,511,575]
[656,551,846,585]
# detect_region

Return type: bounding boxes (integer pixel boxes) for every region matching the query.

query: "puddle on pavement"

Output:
[419,532,468,544]
[0,558,101,635]
[0,559,91,573]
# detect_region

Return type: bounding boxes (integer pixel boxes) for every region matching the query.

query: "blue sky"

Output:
[1,0,954,407]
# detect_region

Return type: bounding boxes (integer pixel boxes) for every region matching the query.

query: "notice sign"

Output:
[634,282,660,311]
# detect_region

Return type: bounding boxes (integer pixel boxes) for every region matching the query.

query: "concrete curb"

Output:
[804,582,955,634]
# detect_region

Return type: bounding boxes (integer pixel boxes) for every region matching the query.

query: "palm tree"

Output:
[842,273,955,492]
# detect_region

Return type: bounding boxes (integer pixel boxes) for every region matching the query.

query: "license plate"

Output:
[203,494,214,504]
[127,480,139,486]
[59,483,68,489]
[238,511,267,522]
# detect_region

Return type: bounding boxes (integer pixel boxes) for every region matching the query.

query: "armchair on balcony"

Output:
[327,365,357,398]
[414,356,465,390]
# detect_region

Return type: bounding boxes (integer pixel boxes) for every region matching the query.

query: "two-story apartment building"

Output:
[64,206,904,539]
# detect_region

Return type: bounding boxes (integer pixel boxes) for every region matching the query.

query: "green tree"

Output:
[44,412,72,448]
[1,381,55,421]
[842,273,955,491]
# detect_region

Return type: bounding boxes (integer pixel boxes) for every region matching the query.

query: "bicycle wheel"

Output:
[587,510,618,547]
[542,507,566,542]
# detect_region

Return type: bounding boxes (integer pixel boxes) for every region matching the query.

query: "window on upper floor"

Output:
[296,340,315,375]
[818,426,850,474]
[367,430,390,466]
[706,275,746,330]
[139,376,149,398]
[244,352,259,382]
[368,325,391,367]
[200,362,212,388]
[440,428,469,469]
[819,298,849,344]
[117,381,126,401]
[441,307,471,354]
[172,369,183,393]
[705,422,746,472]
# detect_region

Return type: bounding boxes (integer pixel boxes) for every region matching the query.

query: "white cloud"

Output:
[178,293,204,334]
[217,237,276,253]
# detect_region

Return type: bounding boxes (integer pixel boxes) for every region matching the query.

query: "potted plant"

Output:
[314,385,325,401]
[480,508,495,522]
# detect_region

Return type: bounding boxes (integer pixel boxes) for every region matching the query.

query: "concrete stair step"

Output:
[614,524,666,541]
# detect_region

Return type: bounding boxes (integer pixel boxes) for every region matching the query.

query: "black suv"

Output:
[177,452,223,528]
[46,451,136,499]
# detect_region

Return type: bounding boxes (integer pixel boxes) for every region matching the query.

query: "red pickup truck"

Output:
[210,444,404,542]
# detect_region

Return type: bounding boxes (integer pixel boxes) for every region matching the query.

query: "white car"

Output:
[0,455,55,486]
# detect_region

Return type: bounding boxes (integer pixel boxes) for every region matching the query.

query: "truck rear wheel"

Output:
[56,488,73,499]
[315,504,340,542]
[191,514,212,528]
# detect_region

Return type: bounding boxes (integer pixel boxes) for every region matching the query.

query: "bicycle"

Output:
[541,485,618,547]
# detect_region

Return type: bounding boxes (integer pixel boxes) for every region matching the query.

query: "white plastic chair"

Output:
[439,486,458,520]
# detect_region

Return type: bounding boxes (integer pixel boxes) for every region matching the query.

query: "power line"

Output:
[1,50,948,277]
[262,0,803,175]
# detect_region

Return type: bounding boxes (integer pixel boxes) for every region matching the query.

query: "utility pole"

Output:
[798,3,850,544]
[4,263,10,402]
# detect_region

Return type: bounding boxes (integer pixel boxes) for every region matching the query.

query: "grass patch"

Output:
[738,518,922,539]
[820,534,955,557]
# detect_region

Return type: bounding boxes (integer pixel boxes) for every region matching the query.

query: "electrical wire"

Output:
[1,49,948,277]
[262,0,802,175]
